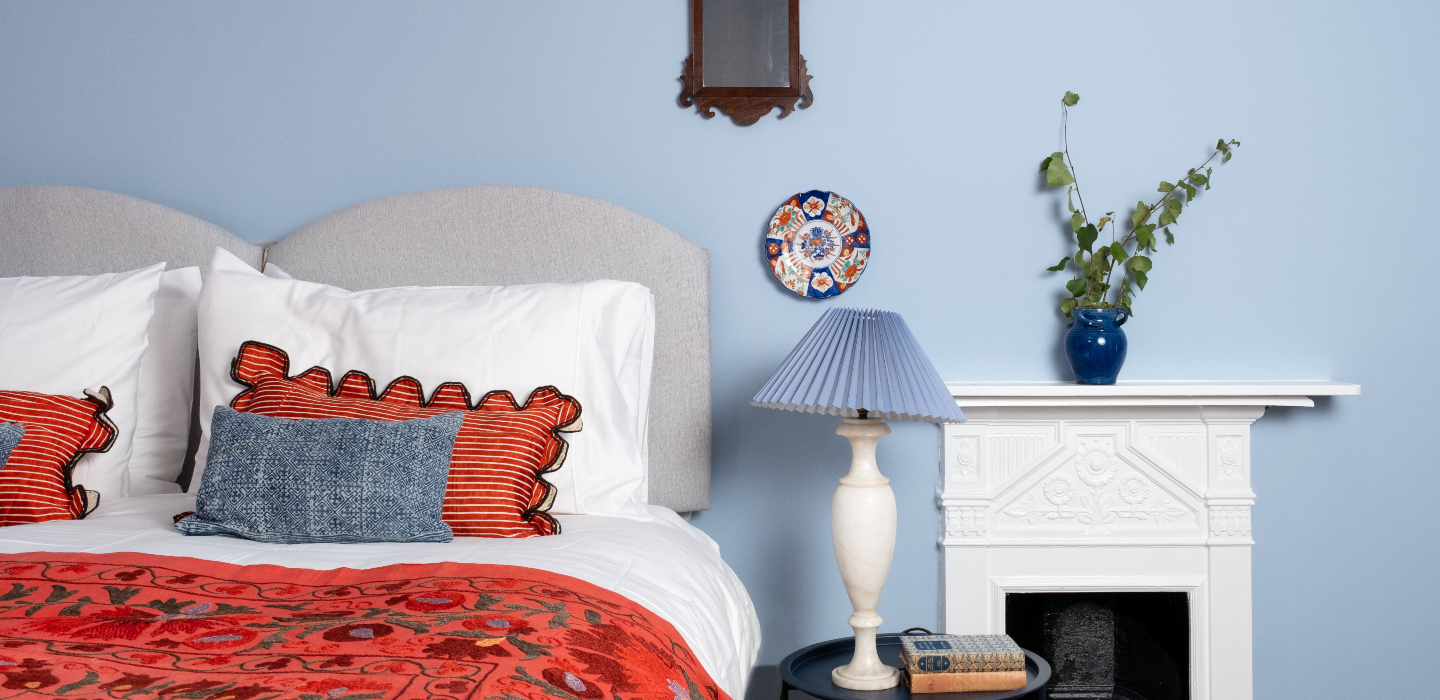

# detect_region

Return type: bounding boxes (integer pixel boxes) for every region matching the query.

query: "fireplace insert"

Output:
[1006,592,1189,700]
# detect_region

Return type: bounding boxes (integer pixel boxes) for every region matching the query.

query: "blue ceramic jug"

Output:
[1065,308,1128,384]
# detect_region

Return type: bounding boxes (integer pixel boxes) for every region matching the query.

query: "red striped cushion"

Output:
[227,341,581,538]
[0,389,117,524]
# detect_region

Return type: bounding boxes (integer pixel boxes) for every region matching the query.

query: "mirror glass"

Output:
[702,0,790,87]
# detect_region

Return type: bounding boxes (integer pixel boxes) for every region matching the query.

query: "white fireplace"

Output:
[936,381,1358,700]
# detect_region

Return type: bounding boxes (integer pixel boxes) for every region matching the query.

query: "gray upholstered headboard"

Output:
[0,185,712,512]
[0,186,262,272]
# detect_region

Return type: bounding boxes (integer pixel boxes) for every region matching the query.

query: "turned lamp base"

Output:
[748,308,967,692]
[832,654,902,690]
[829,415,901,691]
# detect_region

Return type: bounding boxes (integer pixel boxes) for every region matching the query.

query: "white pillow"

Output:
[0,264,165,504]
[196,248,654,518]
[127,267,202,496]
[261,262,291,279]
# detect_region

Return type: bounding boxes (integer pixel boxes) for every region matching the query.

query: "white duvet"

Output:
[0,493,760,699]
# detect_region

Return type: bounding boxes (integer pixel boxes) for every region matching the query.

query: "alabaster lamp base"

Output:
[749,308,966,691]
[828,416,901,691]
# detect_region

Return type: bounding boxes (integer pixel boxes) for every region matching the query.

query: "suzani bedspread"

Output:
[0,553,728,700]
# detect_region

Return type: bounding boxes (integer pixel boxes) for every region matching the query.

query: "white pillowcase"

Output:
[0,264,165,504]
[196,248,654,518]
[127,267,202,496]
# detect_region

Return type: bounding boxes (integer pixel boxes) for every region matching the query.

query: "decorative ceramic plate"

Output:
[765,190,871,299]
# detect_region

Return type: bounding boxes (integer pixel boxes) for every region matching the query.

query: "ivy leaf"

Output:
[1046,257,1069,272]
[1060,298,1076,318]
[1190,172,1208,187]
[1165,228,1175,244]
[1129,255,1153,274]
[1045,152,1075,188]
[1065,279,1087,297]
[1217,139,1240,163]
[1091,245,1110,269]
[1134,224,1157,251]
[1085,280,1107,304]
[1159,199,1183,226]
[1062,91,1080,106]
[1070,211,1084,233]
[1134,270,1149,290]
[1039,155,1053,173]
[1109,242,1128,262]
[1130,201,1149,226]
[1097,216,1111,231]
[1180,182,1197,200]
[1066,187,1076,213]
[1157,181,1175,193]
[1076,224,1099,253]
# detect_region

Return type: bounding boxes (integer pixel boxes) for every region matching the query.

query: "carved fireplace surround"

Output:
[937,381,1358,700]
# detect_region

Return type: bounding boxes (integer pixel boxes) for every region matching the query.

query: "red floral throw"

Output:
[0,389,116,524]
[0,552,727,700]
[227,342,581,538]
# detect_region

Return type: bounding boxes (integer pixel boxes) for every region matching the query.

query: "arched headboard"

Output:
[0,184,712,513]
[0,186,261,273]
[267,186,711,512]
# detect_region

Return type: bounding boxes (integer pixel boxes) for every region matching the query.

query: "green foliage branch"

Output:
[1041,91,1240,318]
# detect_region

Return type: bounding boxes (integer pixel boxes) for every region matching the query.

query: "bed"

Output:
[0,185,758,700]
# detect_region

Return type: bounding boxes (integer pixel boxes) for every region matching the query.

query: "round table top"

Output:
[778,634,1051,700]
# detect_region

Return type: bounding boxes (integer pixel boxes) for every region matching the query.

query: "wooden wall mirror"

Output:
[679,0,813,126]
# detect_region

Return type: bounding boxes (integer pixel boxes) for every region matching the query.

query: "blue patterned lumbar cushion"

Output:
[177,407,463,543]
[0,422,24,465]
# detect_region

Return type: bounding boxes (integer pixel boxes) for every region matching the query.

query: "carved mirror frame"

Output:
[678,0,813,126]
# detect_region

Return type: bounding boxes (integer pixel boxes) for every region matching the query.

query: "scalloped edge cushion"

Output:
[229,341,582,537]
[0,388,117,523]
[195,247,652,519]
[178,407,462,544]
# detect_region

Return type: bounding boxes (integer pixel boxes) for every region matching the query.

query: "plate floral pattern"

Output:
[765,191,871,298]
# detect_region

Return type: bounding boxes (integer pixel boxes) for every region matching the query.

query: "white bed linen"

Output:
[0,493,760,699]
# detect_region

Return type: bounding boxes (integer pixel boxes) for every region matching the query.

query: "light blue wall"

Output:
[3,2,1436,696]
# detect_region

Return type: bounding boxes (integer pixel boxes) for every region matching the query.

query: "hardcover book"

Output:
[898,634,1026,674]
[903,669,1028,693]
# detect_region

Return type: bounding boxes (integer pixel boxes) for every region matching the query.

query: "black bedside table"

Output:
[778,634,1051,700]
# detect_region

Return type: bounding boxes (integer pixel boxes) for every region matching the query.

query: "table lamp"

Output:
[753,307,965,690]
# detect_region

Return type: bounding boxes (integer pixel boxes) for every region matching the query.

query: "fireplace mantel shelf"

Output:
[936,379,1358,700]
[945,380,1359,407]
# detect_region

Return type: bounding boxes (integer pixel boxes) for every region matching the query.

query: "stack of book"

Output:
[898,634,1027,693]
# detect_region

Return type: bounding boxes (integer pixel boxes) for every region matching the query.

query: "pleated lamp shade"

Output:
[751,308,965,423]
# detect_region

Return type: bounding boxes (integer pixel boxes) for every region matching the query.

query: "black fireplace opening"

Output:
[1005,592,1189,700]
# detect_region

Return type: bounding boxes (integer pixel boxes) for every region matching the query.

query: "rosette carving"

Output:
[1005,466,1186,534]
[1074,436,1119,486]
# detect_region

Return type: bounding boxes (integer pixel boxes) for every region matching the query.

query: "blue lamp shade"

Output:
[751,308,965,423]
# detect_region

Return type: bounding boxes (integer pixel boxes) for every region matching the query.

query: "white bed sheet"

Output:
[0,493,760,699]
